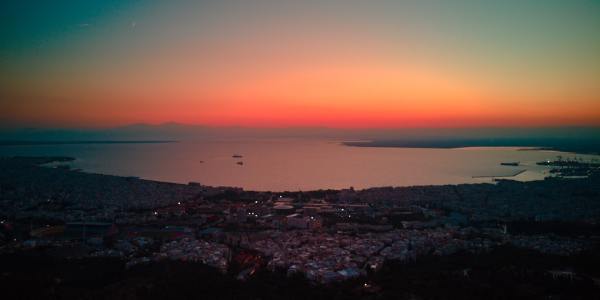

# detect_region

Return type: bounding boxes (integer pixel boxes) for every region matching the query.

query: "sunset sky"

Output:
[1,0,599,128]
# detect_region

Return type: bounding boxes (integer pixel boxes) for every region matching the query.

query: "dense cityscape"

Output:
[1,156,599,299]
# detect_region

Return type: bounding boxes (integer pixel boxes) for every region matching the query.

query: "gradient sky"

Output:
[1,0,599,128]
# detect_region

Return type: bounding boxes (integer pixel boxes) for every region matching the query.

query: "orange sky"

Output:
[1,1,599,128]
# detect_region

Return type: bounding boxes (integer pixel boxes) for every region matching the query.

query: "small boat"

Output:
[232,154,243,158]
[500,162,520,166]
[236,161,244,166]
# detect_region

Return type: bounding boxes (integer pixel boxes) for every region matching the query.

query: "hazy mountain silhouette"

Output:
[1,123,599,153]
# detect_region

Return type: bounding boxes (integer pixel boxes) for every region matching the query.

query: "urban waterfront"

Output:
[1,155,600,299]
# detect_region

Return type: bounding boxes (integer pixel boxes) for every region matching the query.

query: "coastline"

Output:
[343,139,600,155]
[0,140,176,146]
[5,155,540,193]
[0,155,582,193]
[472,169,527,179]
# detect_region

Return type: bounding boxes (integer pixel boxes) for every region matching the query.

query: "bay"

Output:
[1,138,597,191]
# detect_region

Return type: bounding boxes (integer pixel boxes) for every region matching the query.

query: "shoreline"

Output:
[0,155,562,193]
[472,169,527,179]
[0,140,176,146]
[343,140,600,156]
[18,155,533,193]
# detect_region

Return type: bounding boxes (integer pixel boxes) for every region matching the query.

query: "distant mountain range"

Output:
[1,123,599,154]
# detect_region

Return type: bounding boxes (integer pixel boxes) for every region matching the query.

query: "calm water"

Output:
[1,139,598,191]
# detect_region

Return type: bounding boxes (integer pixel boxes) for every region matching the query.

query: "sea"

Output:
[1,138,598,191]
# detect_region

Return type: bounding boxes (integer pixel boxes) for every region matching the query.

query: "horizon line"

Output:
[2,122,600,131]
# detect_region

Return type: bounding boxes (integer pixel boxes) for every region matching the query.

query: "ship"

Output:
[236,161,244,166]
[500,162,520,166]
[232,154,243,158]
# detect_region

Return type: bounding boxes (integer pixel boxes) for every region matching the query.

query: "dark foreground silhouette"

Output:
[1,245,599,300]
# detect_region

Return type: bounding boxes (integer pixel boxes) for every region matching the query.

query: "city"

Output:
[1,156,599,298]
